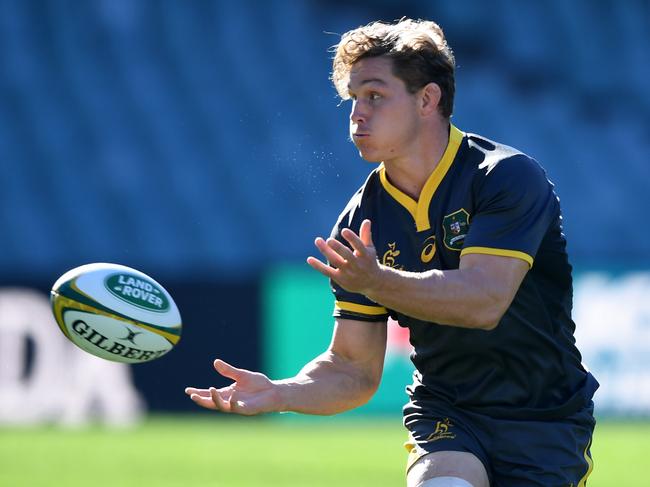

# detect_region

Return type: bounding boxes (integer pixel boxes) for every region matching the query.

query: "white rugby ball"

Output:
[50,263,182,364]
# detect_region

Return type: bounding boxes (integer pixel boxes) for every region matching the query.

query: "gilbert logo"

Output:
[105,273,170,312]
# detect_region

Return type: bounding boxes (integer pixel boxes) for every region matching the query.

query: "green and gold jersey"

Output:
[330,125,598,419]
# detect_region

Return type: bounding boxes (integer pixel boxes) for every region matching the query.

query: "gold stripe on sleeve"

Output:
[335,301,388,316]
[460,246,534,268]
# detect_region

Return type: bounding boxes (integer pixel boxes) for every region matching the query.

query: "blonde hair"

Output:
[331,18,456,118]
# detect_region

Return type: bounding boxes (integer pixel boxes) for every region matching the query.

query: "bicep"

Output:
[459,253,529,317]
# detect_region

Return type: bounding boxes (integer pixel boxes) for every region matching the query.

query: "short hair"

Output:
[331,18,456,118]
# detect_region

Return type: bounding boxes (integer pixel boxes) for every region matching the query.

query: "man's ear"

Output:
[420,82,441,117]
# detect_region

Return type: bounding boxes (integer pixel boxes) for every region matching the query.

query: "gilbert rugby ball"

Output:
[50,263,182,364]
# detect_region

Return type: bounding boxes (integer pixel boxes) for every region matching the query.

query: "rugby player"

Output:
[186,18,598,487]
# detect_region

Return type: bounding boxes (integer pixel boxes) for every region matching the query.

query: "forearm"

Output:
[365,265,507,329]
[273,350,380,415]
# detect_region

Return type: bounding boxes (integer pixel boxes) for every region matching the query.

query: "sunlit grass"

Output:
[0,415,644,486]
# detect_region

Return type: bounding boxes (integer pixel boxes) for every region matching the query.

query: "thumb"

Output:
[213,359,247,382]
[360,219,373,247]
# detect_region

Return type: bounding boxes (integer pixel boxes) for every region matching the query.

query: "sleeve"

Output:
[461,155,559,268]
[329,191,389,323]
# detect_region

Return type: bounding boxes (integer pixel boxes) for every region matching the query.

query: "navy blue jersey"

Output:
[331,125,598,419]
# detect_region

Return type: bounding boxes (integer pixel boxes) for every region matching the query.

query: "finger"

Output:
[185,387,211,397]
[186,387,232,402]
[359,220,373,247]
[314,237,348,267]
[326,238,355,260]
[213,359,247,382]
[340,229,366,256]
[306,256,338,280]
[189,392,218,410]
[210,387,232,413]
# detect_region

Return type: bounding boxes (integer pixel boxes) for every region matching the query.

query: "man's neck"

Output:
[382,121,450,201]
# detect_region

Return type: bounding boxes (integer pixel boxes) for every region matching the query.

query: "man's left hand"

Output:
[307,219,381,295]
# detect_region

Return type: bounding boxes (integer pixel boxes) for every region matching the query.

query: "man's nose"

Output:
[350,100,367,124]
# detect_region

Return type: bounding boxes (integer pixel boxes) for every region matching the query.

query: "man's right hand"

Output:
[186,318,387,416]
[185,359,282,415]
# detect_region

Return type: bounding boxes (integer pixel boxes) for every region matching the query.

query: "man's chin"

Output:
[357,149,383,163]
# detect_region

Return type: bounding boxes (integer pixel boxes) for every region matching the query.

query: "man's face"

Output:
[347,56,420,163]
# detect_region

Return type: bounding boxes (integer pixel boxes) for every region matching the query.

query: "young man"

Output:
[186,19,598,487]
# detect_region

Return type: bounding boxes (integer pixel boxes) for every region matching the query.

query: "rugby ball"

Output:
[50,263,182,364]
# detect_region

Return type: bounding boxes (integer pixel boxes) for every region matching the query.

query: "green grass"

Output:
[0,415,646,486]
[589,419,649,486]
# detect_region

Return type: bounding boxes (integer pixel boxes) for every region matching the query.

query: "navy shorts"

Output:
[403,398,595,486]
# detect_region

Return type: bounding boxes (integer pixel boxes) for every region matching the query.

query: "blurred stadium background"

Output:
[0,0,648,485]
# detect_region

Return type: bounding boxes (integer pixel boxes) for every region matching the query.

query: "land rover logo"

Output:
[105,273,170,312]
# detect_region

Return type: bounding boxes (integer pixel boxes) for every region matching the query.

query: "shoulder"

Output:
[331,167,382,235]
[463,133,552,196]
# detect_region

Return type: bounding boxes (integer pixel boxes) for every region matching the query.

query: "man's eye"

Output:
[369,93,381,101]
